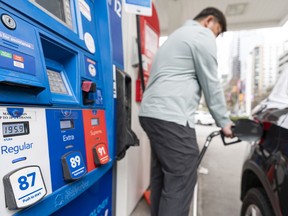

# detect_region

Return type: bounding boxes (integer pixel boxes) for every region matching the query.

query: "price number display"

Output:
[60,119,74,130]
[2,121,29,137]
[61,151,87,181]
[3,166,47,209]
[93,143,110,166]
[91,118,99,126]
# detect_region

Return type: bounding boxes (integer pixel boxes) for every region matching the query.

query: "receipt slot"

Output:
[45,109,87,191]
[0,107,52,215]
[82,109,110,172]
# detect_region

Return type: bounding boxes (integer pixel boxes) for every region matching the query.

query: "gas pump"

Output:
[0,0,114,215]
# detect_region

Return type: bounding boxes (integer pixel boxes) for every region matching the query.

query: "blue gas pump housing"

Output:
[0,7,51,105]
[0,0,115,215]
[0,0,110,109]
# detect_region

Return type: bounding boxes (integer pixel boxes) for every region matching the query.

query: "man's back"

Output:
[139,20,218,128]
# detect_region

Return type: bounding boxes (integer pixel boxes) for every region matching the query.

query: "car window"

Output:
[263,70,288,109]
[278,113,288,130]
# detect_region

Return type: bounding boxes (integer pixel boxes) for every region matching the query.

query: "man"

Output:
[139,7,233,216]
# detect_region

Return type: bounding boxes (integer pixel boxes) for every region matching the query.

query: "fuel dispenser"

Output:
[0,0,114,215]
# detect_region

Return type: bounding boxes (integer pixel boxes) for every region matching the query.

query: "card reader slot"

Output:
[0,81,45,94]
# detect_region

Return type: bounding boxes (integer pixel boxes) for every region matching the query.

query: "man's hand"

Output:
[222,123,233,138]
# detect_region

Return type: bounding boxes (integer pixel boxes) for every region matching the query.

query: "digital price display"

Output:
[60,119,74,130]
[30,0,73,29]
[2,121,29,137]
[91,118,99,126]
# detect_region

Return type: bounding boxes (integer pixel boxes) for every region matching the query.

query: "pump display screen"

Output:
[60,119,74,130]
[91,118,99,126]
[36,0,66,21]
[47,69,69,95]
[2,122,30,137]
[31,0,72,28]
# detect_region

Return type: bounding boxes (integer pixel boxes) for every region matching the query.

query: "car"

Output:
[240,70,288,216]
[194,111,215,125]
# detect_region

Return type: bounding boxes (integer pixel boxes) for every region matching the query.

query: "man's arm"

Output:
[191,29,232,136]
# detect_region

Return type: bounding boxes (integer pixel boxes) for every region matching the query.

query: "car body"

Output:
[240,70,288,216]
[194,111,215,125]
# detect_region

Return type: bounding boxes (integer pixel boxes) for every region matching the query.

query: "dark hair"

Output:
[194,7,227,33]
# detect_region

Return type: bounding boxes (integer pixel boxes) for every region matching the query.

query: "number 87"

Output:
[18,172,36,191]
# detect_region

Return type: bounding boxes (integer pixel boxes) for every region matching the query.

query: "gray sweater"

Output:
[139,20,231,128]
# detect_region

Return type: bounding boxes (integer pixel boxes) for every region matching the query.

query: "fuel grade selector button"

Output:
[3,166,47,210]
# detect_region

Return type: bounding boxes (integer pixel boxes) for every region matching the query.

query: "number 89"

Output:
[70,156,81,168]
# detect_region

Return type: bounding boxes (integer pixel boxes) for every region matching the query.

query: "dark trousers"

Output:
[139,117,199,216]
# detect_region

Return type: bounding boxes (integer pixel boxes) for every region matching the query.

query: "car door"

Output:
[274,110,288,216]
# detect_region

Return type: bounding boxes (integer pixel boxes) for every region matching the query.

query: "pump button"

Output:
[1,14,16,30]
[3,166,47,209]
[61,151,87,181]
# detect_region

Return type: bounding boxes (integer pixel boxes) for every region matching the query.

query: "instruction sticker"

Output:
[84,32,95,54]
[13,61,24,69]
[0,50,12,58]
[0,31,34,50]
[78,0,91,21]
[123,0,152,16]
[0,45,36,75]
[85,57,97,77]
